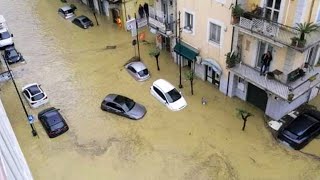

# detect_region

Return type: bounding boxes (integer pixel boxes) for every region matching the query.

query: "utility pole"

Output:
[3,57,38,137]
[134,13,141,60]
[178,11,183,89]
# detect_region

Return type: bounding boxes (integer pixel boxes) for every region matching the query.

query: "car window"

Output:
[31,93,45,101]
[106,102,123,111]
[165,88,182,103]
[114,95,135,111]
[153,86,166,101]
[0,31,10,40]
[128,66,136,73]
[8,50,18,58]
[58,9,63,13]
[50,122,65,131]
[82,18,90,23]
[23,90,30,99]
[301,123,320,139]
[65,9,74,14]
[138,69,148,77]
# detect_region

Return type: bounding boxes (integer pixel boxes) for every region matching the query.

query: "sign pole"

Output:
[134,13,141,60]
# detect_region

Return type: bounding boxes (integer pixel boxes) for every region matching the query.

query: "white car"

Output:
[58,6,76,19]
[22,83,48,108]
[150,79,187,111]
[0,28,13,49]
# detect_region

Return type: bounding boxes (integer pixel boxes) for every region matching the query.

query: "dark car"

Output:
[278,110,320,150]
[2,46,24,64]
[38,107,69,138]
[72,15,93,29]
[101,94,146,120]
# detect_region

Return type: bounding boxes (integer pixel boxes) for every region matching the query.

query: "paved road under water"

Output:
[0,0,320,179]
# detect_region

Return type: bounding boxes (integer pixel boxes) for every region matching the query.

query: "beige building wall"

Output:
[177,0,234,78]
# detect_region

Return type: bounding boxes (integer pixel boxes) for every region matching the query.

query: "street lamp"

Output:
[177,11,183,89]
[3,56,38,137]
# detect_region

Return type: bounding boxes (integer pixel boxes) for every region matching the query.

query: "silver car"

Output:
[125,61,150,81]
[101,94,146,120]
[58,6,76,19]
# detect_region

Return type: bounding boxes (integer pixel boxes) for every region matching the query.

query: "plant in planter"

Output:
[292,22,319,48]
[226,51,240,68]
[231,4,244,24]
[288,93,294,101]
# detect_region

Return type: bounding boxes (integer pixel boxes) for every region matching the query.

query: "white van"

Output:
[0,15,14,49]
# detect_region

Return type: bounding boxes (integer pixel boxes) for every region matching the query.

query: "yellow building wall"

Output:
[177,0,234,78]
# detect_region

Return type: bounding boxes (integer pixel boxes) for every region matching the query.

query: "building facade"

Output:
[228,0,320,120]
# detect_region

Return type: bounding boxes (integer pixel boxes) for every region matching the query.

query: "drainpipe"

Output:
[308,0,316,23]
[226,0,238,96]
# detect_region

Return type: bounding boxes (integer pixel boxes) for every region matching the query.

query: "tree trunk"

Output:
[300,33,305,41]
[190,79,194,95]
[242,119,247,131]
[156,57,160,71]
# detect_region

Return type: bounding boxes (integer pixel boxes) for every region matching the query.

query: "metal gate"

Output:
[246,83,268,111]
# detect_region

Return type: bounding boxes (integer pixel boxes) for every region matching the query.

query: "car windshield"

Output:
[165,88,181,103]
[0,31,10,40]
[138,69,148,77]
[31,93,45,101]
[65,9,74,14]
[286,114,316,137]
[7,49,18,58]
[28,85,41,95]
[50,122,65,131]
[114,95,135,111]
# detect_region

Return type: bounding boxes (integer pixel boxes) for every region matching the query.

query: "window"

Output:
[237,77,245,91]
[184,12,193,31]
[127,66,136,73]
[107,102,123,112]
[153,86,166,101]
[209,23,221,44]
[265,0,281,22]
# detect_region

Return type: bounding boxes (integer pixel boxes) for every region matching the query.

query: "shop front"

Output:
[201,58,222,87]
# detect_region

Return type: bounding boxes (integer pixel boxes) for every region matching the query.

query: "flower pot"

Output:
[231,16,240,24]
[288,93,294,101]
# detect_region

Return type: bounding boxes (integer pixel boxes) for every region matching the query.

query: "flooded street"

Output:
[0,0,320,179]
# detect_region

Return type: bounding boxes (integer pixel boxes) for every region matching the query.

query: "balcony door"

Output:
[306,45,319,67]
[256,41,273,68]
[265,0,282,22]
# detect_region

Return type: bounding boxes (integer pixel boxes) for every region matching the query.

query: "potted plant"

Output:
[288,93,294,101]
[231,4,244,24]
[293,22,319,48]
[226,51,240,68]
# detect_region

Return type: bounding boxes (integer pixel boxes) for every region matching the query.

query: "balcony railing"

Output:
[234,12,320,53]
[148,6,174,35]
[231,63,320,101]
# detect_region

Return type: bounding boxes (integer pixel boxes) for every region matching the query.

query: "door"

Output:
[265,0,282,22]
[256,41,273,68]
[206,66,213,83]
[246,83,268,111]
[153,86,167,104]
[213,72,220,86]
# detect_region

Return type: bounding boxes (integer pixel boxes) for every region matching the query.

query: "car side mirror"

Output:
[11,34,13,37]
[179,91,182,94]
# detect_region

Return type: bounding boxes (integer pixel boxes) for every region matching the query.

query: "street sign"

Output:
[126,19,136,31]
[28,115,34,124]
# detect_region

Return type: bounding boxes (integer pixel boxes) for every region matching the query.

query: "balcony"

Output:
[230,63,320,101]
[233,12,320,53]
[148,6,174,36]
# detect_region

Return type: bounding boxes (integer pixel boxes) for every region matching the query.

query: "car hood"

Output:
[127,103,146,120]
[168,97,187,111]
[7,54,21,62]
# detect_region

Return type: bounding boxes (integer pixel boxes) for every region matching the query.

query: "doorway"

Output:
[205,65,220,86]
[306,45,319,66]
[247,83,268,111]
[256,41,273,69]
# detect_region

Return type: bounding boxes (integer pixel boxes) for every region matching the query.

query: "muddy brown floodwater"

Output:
[0,0,320,179]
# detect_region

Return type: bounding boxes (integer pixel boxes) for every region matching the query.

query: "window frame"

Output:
[183,10,195,35]
[207,18,224,48]
[208,22,222,44]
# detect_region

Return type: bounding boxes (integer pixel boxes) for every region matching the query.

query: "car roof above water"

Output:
[60,6,73,12]
[153,79,175,93]
[128,61,147,72]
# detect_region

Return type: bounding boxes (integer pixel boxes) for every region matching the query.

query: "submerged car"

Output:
[2,46,24,64]
[125,61,150,81]
[72,15,93,29]
[58,5,76,19]
[150,79,187,111]
[0,28,13,49]
[101,94,146,120]
[278,110,320,150]
[22,83,48,108]
[38,107,69,138]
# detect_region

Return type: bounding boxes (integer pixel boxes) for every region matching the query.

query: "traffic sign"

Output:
[28,115,34,124]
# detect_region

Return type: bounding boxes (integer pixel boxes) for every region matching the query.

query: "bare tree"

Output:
[236,108,253,131]
[149,47,160,71]
[185,70,194,95]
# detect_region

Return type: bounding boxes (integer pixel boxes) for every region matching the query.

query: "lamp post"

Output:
[177,11,183,89]
[134,13,141,60]
[3,57,37,137]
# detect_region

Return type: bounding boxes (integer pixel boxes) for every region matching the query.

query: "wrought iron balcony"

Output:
[234,12,320,53]
[230,63,320,101]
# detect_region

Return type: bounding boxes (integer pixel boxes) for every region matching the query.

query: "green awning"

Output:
[174,42,199,61]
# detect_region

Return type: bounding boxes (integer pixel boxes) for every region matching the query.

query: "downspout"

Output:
[226,0,238,96]
[308,0,316,23]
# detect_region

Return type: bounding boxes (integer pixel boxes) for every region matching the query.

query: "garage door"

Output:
[246,83,268,111]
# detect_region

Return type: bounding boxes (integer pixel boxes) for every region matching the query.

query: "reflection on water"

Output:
[0,0,319,179]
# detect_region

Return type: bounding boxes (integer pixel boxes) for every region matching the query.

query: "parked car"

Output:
[22,83,48,108]
[277,110,320,150]
[2,46,24,64]
[0,28,13,49]
[58,5,76,19]
[101,94,146,120]
[125,61,150,81]
[72,15,93,29]
[38,107,69,138]
[150,79,187,111]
